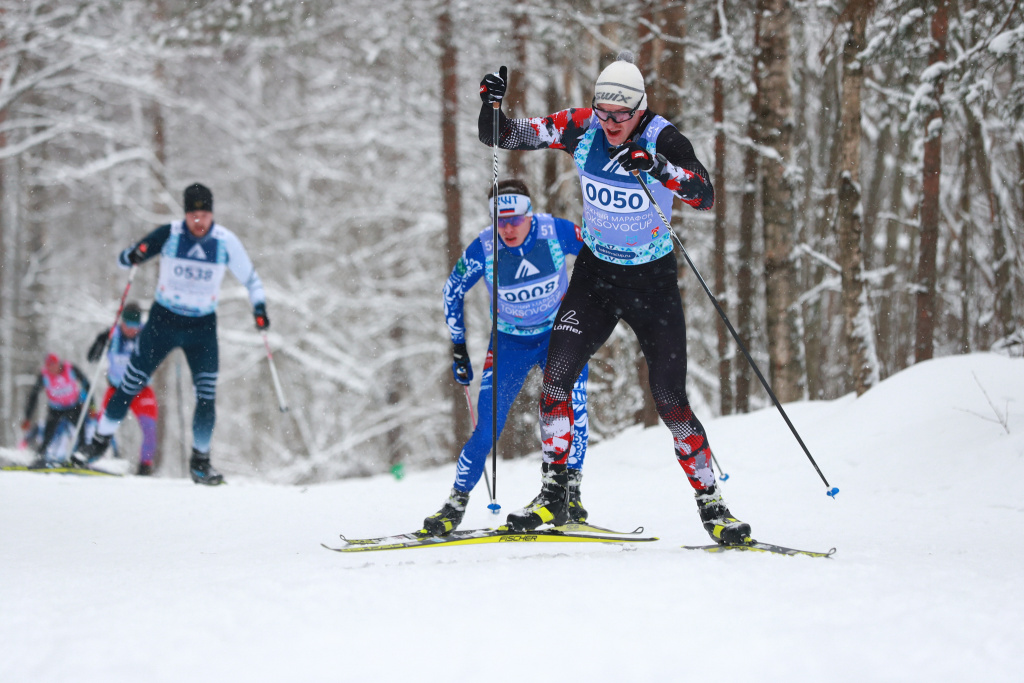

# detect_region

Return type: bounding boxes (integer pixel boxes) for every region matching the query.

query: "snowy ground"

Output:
[2,352,1023,682]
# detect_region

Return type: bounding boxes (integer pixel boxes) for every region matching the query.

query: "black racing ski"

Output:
[1,464,121,477]
[324,524,658,553]
[683,541,835,558]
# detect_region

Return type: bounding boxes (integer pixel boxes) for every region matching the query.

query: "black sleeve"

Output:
[478,103,509,146]
[87,330,110,363]
[118,223,173,267]
[23,374,44,421]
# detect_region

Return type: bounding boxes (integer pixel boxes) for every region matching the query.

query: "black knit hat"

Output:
[122,302,142,325]
[184,183,213,213]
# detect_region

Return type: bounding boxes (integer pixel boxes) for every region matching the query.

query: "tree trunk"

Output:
[958,133,972,354]
[837,1,878,396]
[877,102,912,377]
[541,43,562,215]
[505,0,529,179]
[640,0,687,120]
[386,323,405,471]
[757,0,804,401]
[735,11,761,415]
[966,106,1014,340]
[713,2,732,415]
[438,1,469,457]
[914,0,949,363]
[805,48,841,399]
[0,104,11,445]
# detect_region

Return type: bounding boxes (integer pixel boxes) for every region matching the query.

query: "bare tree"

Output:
[837,0,880,395]
[757,0,804,401]
[713,0,733,414]
[439,0,468,457]
[914,0,950,362]
[735,6,761,414]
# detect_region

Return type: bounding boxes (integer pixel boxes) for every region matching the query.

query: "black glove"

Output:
[676,175,706,202]
[479,66,507,105]
[610,141,666,176]
[254,303,269,330]
[87,331,110,363]
[126,242,149,265]
[452,343,473,385]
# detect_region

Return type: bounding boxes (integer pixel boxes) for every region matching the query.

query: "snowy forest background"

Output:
[1,0,1022,482]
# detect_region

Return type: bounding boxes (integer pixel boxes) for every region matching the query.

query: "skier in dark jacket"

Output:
[86,302,159,475]
[74,183,269,485]
[478,53,751,544]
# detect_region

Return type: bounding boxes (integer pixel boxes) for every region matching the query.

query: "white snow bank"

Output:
[1,353,1022,682]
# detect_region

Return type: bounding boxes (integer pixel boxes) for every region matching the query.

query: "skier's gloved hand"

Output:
[126,242,149,265]
[452,342,473,385]
[21,419,31,432]
[610,141,666,176]
[87,331,110,363]
[479,66,508,105]
[253,303,270,330]
[676,176,706,202]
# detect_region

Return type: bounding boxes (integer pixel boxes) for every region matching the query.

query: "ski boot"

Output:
[695,485,751,545]
[70,433,112,467]
[27,455,57,470]
[189,449,224,486]
[505,463,569,531]
[566,468,588,523]
[136,461,154,476]
[421,488,470,536]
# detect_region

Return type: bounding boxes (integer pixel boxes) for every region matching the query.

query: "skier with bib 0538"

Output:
[74,183,270,485]
[21,353,92,466]
[478,54,751,544]
[86,302,159,476]
[421,179,591,536]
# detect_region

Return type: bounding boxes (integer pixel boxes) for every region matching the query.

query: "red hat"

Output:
[44,353,60,368]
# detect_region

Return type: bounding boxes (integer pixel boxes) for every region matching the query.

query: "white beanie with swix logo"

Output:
[594,51,647,111]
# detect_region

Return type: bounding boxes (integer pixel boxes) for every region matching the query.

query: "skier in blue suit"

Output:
[74,183,269,485]
[422,179,591,536]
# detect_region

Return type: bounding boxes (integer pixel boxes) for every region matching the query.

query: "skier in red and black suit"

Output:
[479,53,751,544]
[21,353,91,466]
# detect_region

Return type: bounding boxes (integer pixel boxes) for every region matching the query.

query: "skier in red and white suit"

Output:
[479,53,751,544]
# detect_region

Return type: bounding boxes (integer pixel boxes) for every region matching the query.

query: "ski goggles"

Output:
[488,193,532,221]
[591,99,641,123]
[497,214,529,228]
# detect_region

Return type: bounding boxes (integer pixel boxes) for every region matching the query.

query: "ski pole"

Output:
[486,69,506,515]
[630,170,838,498]
[261,331,289,412]
[70,266,138,455]
[711,453,729,481]
[463,385,498,509]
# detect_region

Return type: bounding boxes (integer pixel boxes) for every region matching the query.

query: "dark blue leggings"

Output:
[454,331,589,493]
[98,303,218,453]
